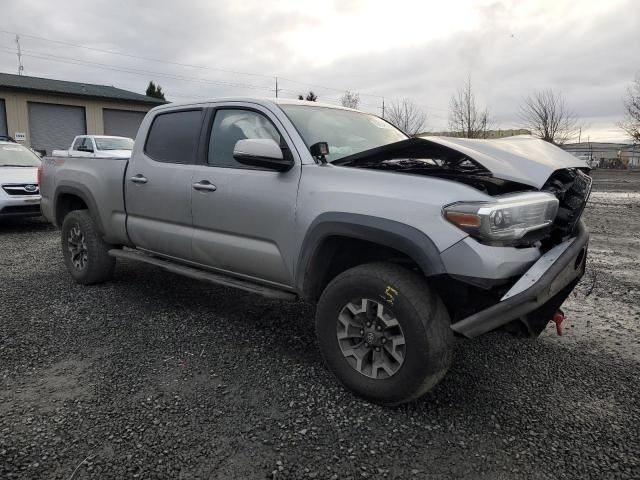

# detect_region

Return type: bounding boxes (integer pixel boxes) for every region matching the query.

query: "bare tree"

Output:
[385,98,427,135]
[340,90,360,109]
[448,77,491,138]
[519,89,579,145]
[620,74,640,143]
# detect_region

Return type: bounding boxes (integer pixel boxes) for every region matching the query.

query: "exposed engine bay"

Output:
[334,137,535,196]
[335,137,592,248]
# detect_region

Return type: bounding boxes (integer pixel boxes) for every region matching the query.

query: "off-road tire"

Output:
[315,262,453,406]
[61,209,115,285]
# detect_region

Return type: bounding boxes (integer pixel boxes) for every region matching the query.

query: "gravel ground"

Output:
[1,170,639,479]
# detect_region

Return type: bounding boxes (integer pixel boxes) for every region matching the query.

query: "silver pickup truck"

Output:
[40,98,591,405]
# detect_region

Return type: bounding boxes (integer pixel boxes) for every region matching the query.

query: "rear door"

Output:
[189,104,301,287]
[125,108,205,261]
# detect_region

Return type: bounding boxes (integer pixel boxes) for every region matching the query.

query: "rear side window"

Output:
[82,137,94,150]
[145,110,203,163]
[72,137,84,150]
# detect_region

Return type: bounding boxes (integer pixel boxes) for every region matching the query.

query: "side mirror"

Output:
[233,139,293,172]
[78,145,94,153]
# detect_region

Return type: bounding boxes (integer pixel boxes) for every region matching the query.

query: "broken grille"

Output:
[542,169,592,235]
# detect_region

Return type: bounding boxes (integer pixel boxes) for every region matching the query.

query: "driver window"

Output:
[208,109,281,168]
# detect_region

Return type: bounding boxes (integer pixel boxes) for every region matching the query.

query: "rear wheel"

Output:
[61,210,115,285]
[315,262,453,406]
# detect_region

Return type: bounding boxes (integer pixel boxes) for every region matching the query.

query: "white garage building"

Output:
[0,73,165,155]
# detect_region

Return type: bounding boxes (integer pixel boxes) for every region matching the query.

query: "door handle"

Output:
[193,181,217,192]
[130,174,148,184]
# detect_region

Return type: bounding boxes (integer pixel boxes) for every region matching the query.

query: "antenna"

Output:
[15,34,24,75]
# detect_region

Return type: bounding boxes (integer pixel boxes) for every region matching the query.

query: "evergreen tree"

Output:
[298,91,318,102]
[146,81,166,100]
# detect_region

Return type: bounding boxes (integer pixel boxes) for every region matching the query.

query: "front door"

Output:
[125,108,204,261]
[190,105,301,287]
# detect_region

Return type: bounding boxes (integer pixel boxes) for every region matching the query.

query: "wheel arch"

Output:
[54,183,104,233]
[296,212,445,301]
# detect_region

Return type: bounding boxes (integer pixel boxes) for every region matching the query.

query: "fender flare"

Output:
[295,212,445,296]
[54,183,104,233]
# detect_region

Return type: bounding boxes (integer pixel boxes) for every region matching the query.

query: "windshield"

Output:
[95,137,134,151]
[0,144,42,167]
[279,105,407,162]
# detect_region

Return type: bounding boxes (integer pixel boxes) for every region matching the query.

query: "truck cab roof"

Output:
[147,97,359,112]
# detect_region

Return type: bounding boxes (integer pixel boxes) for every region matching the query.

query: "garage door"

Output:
[28,102,86,155]
[0,98,7,136]
[103,109,146,139]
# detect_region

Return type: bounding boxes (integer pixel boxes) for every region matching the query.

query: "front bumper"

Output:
[0,195,42,218]
[450,220,589,338]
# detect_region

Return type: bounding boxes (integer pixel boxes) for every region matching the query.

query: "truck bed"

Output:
[40,155,131,245]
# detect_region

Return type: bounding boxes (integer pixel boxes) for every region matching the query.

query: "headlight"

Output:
[443,192,559,242]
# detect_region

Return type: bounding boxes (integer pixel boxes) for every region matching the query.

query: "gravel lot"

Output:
[1,170,639,479]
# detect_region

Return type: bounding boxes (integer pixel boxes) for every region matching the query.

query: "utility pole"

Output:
[274,77,282,98]
[15,35,24,76]
[381,97,385,118]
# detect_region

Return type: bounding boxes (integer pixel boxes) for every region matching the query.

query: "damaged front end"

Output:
[335,136,592,338]
[444,166,592,338]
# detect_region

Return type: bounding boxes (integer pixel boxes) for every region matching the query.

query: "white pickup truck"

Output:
[52,135,134,158]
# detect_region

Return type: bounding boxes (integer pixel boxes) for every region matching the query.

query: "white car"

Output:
[0,141,42,219]
[52,135,134,158]
[575,154,599,169]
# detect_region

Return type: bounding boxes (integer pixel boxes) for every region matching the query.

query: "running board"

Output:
[108,249,297,301]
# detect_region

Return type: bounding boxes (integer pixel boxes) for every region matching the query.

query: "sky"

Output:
[0,0,638,142]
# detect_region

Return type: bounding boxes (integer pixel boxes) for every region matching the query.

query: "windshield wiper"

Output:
[0,164,34,167]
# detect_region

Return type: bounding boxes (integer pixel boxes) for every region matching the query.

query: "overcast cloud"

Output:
[1,0,637,141]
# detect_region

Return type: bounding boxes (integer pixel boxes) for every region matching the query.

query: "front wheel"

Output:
[315,262,453,406]
[61,210,115,285]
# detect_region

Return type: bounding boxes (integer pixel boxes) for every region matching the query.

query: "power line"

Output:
[2,45,451,126]
[0,46,385,109]
[0,47,276,93]
[0,30,452,115]
[0,29,272,78]
[275,75,383,99]
[0,29,381,98]
[0,47,451,121]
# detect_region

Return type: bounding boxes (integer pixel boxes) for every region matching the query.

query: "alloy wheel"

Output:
[67,225,88,270]
[336,298,406,379]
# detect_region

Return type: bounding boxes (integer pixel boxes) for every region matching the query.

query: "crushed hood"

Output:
[334,135,588,189]
[423,135,588,188]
